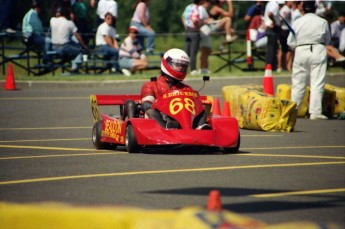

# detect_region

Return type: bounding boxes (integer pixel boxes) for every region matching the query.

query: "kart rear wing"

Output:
[90,94,213,122]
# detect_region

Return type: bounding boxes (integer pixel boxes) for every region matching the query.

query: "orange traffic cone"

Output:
[221,101,231,117]
[212,98,221,116]
[4,63,16,90]
[263,64,274,96]
[207,190,222,211]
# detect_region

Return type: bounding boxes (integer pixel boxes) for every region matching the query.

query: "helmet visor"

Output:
[168,59,189,75]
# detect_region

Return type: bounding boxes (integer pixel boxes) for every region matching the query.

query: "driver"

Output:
[140,48,211,129]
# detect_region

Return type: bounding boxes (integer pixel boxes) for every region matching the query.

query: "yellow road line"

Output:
[251,188,345,198]
[0,145,99,151]
[1,161,344,186]
[0,127,90,131]
[0,97,87,100]
[239,153,345,160]
[0,138,89,143]
[0,152,126,160]
[242,146,345,150]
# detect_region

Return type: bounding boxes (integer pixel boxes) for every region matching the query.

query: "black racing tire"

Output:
[125,124,140,153]
[92,121,107,149]
[223,134,241,154]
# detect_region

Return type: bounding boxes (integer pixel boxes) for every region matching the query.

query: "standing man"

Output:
[264,0,285,71]
[182,0,205,76]
[287,1,331,120]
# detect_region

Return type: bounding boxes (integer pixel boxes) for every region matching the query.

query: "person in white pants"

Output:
[287,1,331,120]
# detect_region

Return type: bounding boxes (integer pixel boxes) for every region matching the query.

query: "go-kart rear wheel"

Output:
[223,134,240,153]
[126,124,140,153]
[92,121,107,149]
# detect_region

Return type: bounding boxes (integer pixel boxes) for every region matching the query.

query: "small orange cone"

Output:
[4,63,16,90]
[212,98,221,116]
[263,64,274,96]
[207,190,222,211]
[221,101,231,117]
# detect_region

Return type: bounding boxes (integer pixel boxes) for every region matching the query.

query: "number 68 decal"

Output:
[169,98,195,115]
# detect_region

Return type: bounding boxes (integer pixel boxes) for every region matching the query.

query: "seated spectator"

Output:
[130,0,155,53]
[96,0,117,27]
[248,15,267,49]
[22,0,51,63]
[119,26,148,76]
[208,0,236,44]
[50,7,89,73]
[330,12,345,50]
[95,12,120,73]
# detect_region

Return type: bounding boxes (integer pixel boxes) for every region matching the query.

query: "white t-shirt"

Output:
[280,5,291,30]
[95,22,116,46]
[50,16,78,45]
[97,0,118,19]
[131,2,149,23]
[264,1,281,27]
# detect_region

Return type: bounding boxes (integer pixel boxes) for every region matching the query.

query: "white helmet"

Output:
[161,48,190,81]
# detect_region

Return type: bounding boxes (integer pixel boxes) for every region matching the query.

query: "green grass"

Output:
[1,35,344,81]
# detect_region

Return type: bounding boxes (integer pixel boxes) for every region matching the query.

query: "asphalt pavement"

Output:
[0,74,344,226]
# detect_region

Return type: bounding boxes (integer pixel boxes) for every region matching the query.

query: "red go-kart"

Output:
[90,78,240,153]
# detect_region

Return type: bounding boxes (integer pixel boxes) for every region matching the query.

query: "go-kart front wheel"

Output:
[223,134,240,153]
[92,121,107,149]
[126,124,140,153]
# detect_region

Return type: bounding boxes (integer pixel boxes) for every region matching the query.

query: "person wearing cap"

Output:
[287,0,331,120]
[22,0,51,63]
[264,0,285,71]
[118,26,148,76]
[140,48,210,130]
[95,12,120,73]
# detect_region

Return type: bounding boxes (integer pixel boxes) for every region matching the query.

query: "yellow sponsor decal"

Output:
[101,119,124,142]
[163,91,198,99]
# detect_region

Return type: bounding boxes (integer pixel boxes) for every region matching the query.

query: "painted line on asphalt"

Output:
[239,153,345,160]
[0,138,90,143]
[242,145,345,150]
[0,152,126,160]
[1,161,344,186]
[251,188,345,198]
[0,127,90,131]
[0,97,87,100]
[0,145,99,151]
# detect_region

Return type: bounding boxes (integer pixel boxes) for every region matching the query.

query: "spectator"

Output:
[278,1,293,72]
[208,0,236,43]
[330,12,345,50]
[339,29,345,53]
[140,48,210,130]
[287,1,331,120]
[72,0,90,45]
[199,0,214,74]
[315,0,332,18]
[53,0,72,16]
[96,0,117,27]
[119,26,148,76]
[264,0,285,71]
[50,7,89,73]
[291,1,303,25]
[95,12,120,73]
[182,0,204,76]
[248,15,267,49]
[22,0,51,63]
[0,0,17,33]
[130,0,155,53]
[244,1,265,28]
